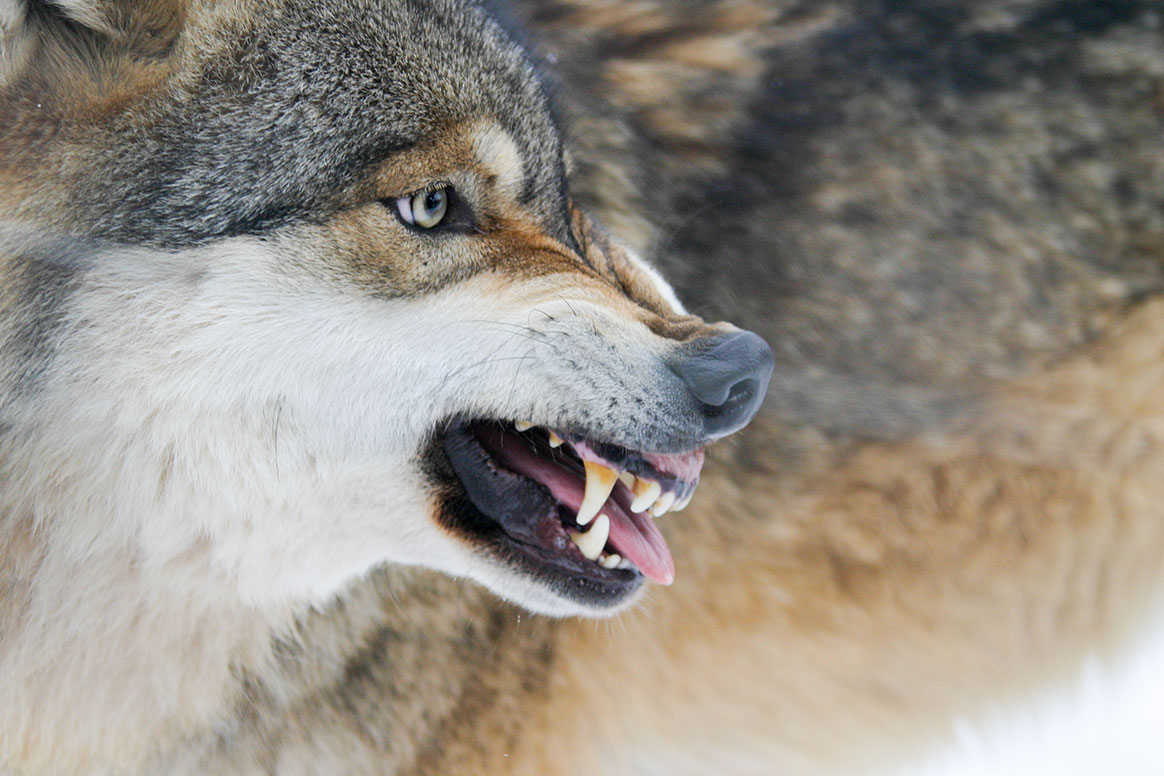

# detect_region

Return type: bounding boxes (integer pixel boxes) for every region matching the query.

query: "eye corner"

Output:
[382,182,476,235]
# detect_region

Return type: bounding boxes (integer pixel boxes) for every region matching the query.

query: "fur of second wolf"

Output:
[4,1,1164,775]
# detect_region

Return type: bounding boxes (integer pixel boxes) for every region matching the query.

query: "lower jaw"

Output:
[436,422,645,611]
[490,533,645,610]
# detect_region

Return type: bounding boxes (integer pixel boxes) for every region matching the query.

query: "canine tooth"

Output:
[600,553,622,569]
[630,479,662,513]
[570,514,609,561]
[577,461,619,525]
[548,431,564,448]
[651,491,676,517]
[514,420,534,432]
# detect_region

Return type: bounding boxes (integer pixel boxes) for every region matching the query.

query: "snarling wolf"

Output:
[3,0,1164,774]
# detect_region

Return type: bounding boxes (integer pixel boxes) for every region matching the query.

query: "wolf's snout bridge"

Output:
[669,331,774,438]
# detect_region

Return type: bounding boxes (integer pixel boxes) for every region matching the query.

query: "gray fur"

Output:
[13,0,572,248]
[0,231,93,400]
[3,0,1164,773]
[528,0,1164,440]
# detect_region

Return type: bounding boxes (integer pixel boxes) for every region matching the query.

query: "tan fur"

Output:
[502,300,1164,774]
[3,0,1163,773]
[514,0,820,254]
[0,511,283,773]
[140,300,1164,776]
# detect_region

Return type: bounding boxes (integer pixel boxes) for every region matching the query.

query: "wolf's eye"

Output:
[395,186,450,229]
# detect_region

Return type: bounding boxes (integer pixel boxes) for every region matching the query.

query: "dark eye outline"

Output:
[384,183,477,235]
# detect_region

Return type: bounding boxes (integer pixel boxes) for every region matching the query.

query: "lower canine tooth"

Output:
[651,491,676,517]
[600,553,622,569]
[570,514,609,561]
[630,479,662,513]
[577,460,619,525]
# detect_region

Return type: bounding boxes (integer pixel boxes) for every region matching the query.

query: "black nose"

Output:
[670,330,775,438]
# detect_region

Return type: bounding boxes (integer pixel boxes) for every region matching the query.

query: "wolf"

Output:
[3,0,1164,774]
[1,0,775,770]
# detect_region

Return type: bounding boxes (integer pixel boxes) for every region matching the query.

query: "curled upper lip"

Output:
[444,418,703,586]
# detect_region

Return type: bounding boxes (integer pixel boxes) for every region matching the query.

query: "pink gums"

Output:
[483,435,680,585]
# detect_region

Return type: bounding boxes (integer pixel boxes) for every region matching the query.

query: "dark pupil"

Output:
[424,190,445,214]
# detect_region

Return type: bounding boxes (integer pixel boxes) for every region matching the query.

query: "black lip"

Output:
[435,421,643,609]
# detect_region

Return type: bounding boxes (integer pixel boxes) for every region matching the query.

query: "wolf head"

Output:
[0,0,771,617]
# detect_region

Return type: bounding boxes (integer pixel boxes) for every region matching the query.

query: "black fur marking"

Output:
[2,237,88,398]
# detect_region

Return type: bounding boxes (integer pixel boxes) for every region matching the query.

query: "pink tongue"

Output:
[604,500,675,585]
[484,436,675,584]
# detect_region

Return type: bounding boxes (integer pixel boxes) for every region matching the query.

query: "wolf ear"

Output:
[39,0,118,33]
[1,0,118,57]
[1,0,34,85]
[1,0,185,85]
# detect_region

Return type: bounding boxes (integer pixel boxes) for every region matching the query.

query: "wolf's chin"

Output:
[470,563,649,618]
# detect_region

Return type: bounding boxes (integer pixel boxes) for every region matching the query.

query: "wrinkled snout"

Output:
[669,331,775,438]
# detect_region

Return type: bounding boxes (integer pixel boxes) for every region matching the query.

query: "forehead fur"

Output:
[1,0,568,246]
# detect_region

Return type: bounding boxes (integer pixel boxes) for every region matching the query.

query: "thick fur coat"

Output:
[3,0,1164,774]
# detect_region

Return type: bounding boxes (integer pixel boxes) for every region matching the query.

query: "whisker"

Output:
[443,355,540,381]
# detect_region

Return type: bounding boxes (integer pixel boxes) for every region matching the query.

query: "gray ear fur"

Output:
[0,0,117,85]
[1,0,182,86]
[0,0,33,86]
[43,0,114,31]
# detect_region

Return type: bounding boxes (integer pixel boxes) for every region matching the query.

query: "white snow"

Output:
[902,610,1164,776]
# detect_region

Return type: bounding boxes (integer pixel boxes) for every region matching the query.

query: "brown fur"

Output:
[4,0,1164,773]
[508,300,1164,774]
[184,298,1164,776]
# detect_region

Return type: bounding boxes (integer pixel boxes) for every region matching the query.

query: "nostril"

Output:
[669,330,775,438]
[702,378,758,420]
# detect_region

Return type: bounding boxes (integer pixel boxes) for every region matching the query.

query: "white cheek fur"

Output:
[14,237,675,614]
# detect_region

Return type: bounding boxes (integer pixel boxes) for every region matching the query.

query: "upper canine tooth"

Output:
[577,461,619,525]
[630,478,662,513]
[548,431,564,448]
[650,491,676,517]
[514,420,534,432]
[570,514,610,561]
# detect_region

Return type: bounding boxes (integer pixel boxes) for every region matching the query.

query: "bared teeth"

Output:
[548,431,564,448]
[600,552,622,569]
[514,420,534,432]
[630,478,662,513]
[672,490,694,511]
[570,514,610,561]
[650,491,676,517]
[618,471,635,489]
[577,460,619,525]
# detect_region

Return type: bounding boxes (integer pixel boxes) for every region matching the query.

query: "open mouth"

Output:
[441,419,704,606]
